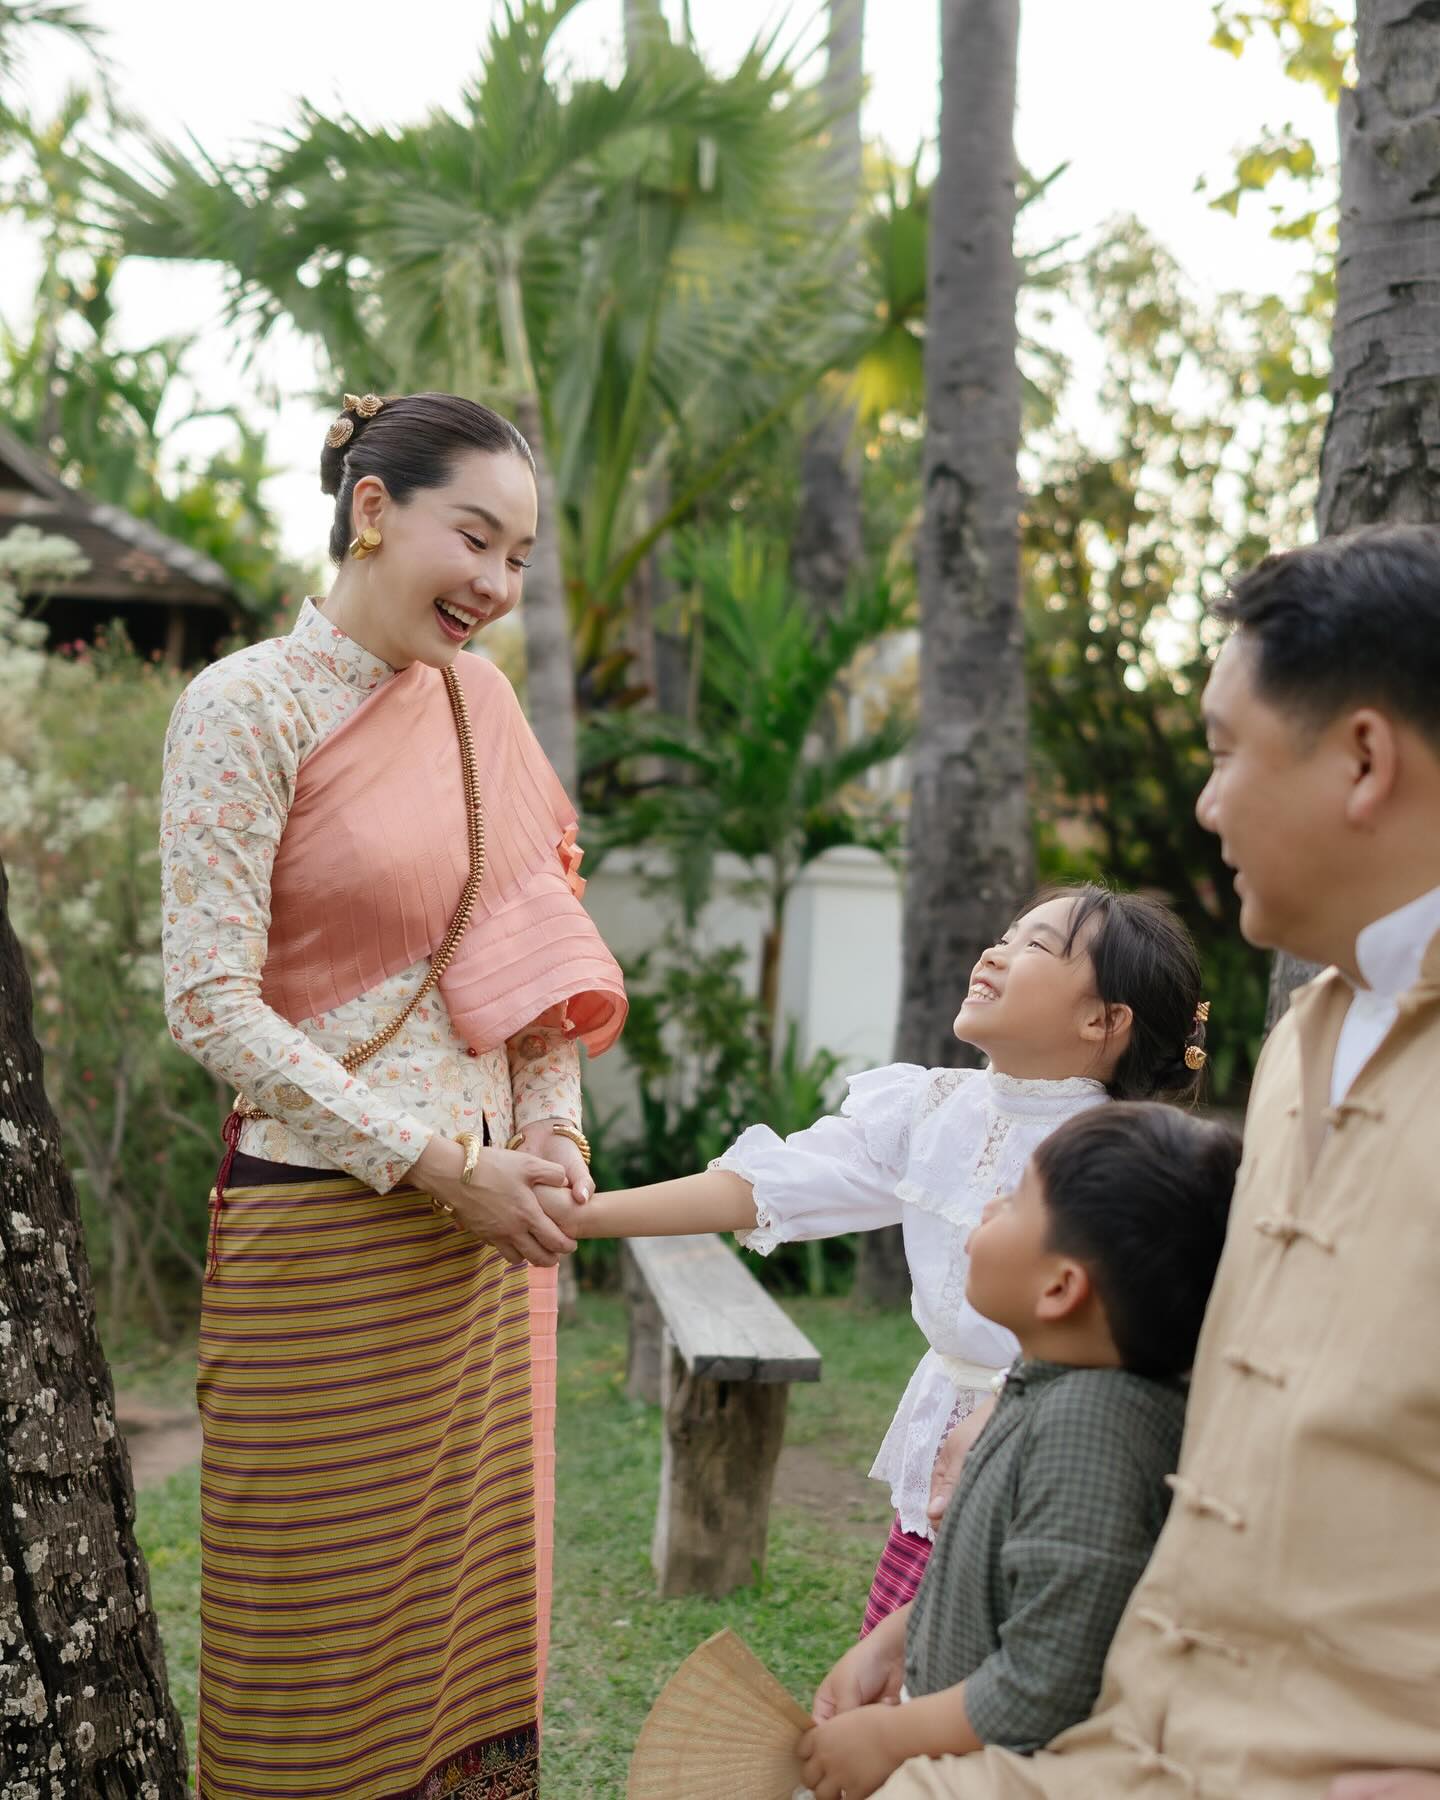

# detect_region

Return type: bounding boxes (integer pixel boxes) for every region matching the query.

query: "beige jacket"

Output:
[879,933,1440,1799]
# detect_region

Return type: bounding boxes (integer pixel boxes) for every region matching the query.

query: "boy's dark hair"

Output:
[1213,524,1440,753]
[320,391,535,565]
[1032,885,1207,1103]
[1033,1102,1239,1379]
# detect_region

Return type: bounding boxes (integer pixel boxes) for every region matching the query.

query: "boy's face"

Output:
[965,1158,1056,1338]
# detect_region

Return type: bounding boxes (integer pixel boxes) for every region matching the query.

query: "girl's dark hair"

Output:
[319,391,535,565]
[1034,1103,1240,1378]
[1035,883,1207,1102]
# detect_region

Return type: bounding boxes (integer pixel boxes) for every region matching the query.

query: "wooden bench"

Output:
[622,1234,822,1598]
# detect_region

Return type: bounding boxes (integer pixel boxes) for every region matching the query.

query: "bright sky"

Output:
[2,0,1338,567]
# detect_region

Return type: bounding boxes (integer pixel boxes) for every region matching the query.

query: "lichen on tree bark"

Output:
[0,857,186,1796]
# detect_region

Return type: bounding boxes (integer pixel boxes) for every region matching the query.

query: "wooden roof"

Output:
[0,420,235,610]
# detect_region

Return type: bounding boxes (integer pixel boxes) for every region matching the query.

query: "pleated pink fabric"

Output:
[259,652,627,1058]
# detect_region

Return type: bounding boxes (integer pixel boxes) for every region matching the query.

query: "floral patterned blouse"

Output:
[159,599,582,1192]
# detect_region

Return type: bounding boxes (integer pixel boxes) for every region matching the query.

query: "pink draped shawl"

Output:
[261,649,626,1057]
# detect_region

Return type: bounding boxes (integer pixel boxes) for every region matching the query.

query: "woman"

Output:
[160,391,626,1799]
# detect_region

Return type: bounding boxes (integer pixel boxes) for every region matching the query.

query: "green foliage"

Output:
[0,541,216,1330]
[1209,1,1354,101]
[584,523,912,927]
[1022,218,1321,1097]
[0,92,299,618]
[584,936,850,1298]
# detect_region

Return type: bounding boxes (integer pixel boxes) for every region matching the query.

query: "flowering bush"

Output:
[1,530,219,1331]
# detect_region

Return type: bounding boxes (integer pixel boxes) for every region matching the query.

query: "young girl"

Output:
[562,884,1208,1630]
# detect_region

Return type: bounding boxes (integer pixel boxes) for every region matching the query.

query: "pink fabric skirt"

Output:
[861,1514,933,1637]
[527,1267,557,1696]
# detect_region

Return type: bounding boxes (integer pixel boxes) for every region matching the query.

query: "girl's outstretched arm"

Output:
[569,1169,759,1240]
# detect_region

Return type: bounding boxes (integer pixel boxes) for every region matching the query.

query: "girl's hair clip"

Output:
[1184,1044,1208,1071]
[1194,1000,1211,1024]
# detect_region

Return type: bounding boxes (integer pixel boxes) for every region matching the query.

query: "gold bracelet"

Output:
[433,1131,483,1221]
[505,1121,592,1167]
[551,1122,592,1168]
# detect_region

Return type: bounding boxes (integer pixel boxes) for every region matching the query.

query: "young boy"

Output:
[797,1102,1240,1800]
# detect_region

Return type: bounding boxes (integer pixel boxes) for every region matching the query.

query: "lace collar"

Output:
[292,597,394,695]
[984,1068,1109,1117]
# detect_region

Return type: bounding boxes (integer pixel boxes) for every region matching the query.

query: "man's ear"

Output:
[1035,1257,1092,1324]
[1343,708,1400,830]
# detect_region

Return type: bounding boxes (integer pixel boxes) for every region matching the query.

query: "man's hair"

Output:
[1214,524,1440,751]
[1032,1103,1240,1378]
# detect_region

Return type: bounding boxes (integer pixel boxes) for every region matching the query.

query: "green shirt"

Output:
[905,1358,1186,1753]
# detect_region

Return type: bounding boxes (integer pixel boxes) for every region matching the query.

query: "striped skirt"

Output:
[197,1172,554,1799]
[860,1515,933,1637]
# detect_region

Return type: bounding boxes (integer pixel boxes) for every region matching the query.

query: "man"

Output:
[873,525,1440,1799]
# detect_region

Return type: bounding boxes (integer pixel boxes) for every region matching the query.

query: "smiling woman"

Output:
[158,389,627,1800]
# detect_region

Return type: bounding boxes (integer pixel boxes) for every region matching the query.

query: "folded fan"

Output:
[627,1628,814,1800]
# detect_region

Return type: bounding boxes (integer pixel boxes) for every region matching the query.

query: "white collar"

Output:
[983,1067,1108,1116]
[1352,883,1440,1001]
[292,596,394,694]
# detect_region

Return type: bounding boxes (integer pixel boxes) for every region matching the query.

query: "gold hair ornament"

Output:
[1195,1000,1212,1024]
[1184,1044,1208,1071]
[348,526,383,560]
[344,392,385,418]
[325,416,354,449]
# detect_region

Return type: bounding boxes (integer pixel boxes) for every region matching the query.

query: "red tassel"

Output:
[207,1109,245,1282]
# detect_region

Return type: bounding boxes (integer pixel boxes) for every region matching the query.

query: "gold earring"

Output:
[349,527,382,560]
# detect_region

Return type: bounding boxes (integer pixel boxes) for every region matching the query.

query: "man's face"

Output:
[1196,634,1350,961]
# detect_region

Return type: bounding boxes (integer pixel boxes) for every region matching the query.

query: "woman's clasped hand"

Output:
[413,1131,589,1267]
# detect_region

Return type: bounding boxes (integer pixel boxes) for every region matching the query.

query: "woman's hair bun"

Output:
[319,394,387,497]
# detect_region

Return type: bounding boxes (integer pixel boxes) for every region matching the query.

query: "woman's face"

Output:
[345,448,539,669]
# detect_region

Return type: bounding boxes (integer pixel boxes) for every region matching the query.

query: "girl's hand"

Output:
[513,1117,592,1205]
[413,1136,578,1267]
[927,1395,997,1527]
[798,1705,907,1800]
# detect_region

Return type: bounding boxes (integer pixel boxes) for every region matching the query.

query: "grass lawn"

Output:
[130,1292,925,1798]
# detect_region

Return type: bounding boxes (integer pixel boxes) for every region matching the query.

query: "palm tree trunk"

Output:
[858,0,1026,1306]
[791,0,865,619]
[497,258,580,800]
[0,857,188,1792]
[1267,0,1440,1026]
[623,0,668,59]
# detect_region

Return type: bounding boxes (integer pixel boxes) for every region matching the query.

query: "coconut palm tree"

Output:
[1267,0,1440,1023]
[859,0,1027,1306]
[87,0,865,794]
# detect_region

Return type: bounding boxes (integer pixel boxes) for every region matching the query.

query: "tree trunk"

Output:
[790,0,865,619]
[0,857,188,1793]
[623,0,668,60]
[513,393,580,800]
[1268,0,1440,1026]
[858,0,1026,1306]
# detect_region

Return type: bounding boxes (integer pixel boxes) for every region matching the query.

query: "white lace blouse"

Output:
[712,1063,1109,1536]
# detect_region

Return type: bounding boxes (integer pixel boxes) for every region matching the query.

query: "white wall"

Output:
[581,845,903,1127]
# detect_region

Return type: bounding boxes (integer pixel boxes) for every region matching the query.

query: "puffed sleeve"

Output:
[708,1062,930,1255]
[160,675,434,1191]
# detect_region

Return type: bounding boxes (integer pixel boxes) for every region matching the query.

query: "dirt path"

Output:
[116,1398,203,1490]
[772,1442,892,1539]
